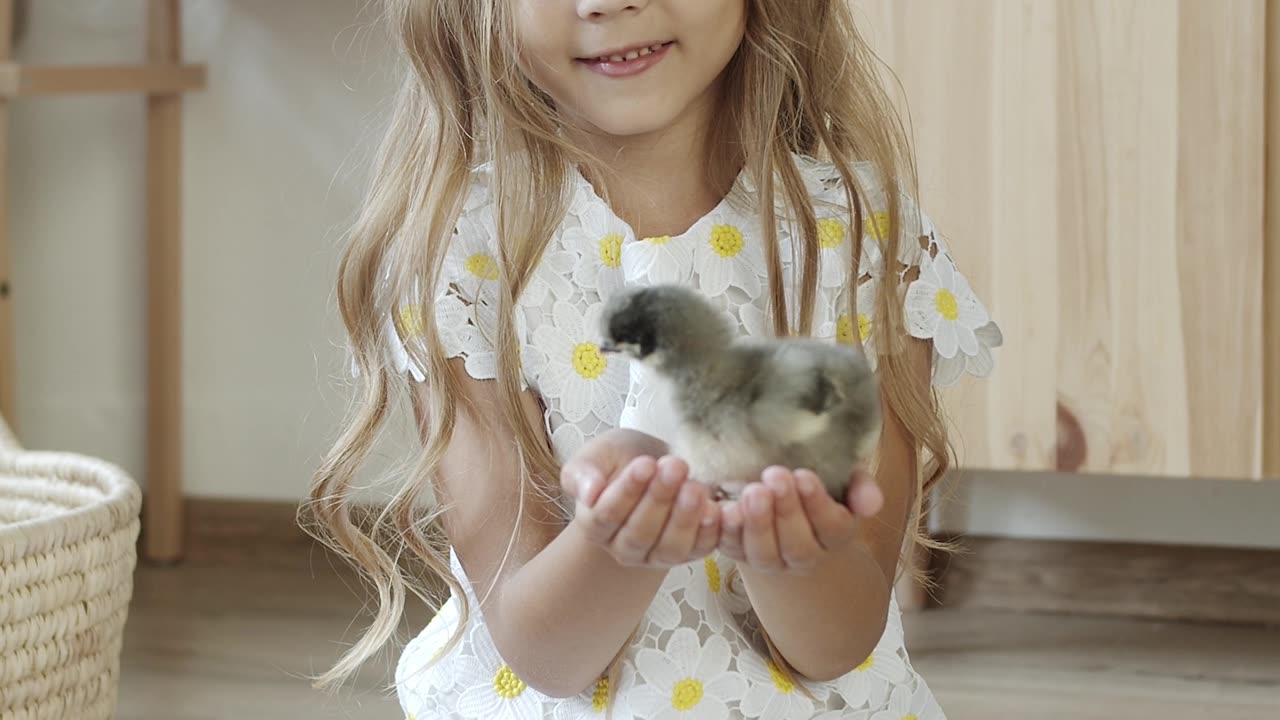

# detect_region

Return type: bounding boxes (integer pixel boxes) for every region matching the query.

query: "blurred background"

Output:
[1,1,1277,719]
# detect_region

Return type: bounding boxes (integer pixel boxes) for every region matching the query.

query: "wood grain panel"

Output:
[1175,0,1266,479]
[852,1,1059,472]
[1057,1,1185,476]
[934,535,1280,626]
[856,0,1268,478]
[1266,0,1280,478]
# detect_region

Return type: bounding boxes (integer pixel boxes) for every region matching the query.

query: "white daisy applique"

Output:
[402,289,541,387]
[815,216,854,290]
[817,280,878,371]
[396,600,463,712]
[630,628,748,720]
[548,421,586,466]
[904,251,989,361]
[532,301,629,424]
[834,608,908,710]
[738,265,806,336]
[869,683,945,720]
[681,555,752,635]
[811,711,872,720]
[454,624,543,720]
[563,201,632,298]
[551,663,638,720]
[858,228,887,280]
[646,563,691,631]
[738,649,831,720]
[444,219,503,304]
[456,212,576,306]
[388,284,494,384]
[692,213,766,298]
[622,227,695,286]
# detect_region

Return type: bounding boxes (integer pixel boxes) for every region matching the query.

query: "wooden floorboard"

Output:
[115,521,1280,719]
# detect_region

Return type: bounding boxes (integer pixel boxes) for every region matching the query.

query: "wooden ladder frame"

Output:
[0,0,204,563]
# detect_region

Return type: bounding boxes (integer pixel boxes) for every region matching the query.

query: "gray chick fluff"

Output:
[599,284,882,500]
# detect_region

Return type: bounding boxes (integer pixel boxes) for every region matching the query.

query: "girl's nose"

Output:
[576,0,648,20]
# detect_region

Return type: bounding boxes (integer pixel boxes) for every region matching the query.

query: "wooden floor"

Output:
[117,552,1280,720]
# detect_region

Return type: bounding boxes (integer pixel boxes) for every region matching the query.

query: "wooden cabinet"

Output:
[853,0,1278,480]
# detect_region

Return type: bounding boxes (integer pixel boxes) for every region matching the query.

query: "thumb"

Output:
[561,440,623,508]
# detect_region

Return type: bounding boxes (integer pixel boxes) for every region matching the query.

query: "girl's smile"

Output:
[575,40,674,78]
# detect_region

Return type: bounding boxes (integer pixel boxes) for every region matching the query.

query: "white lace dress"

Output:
[388,157,1002,720]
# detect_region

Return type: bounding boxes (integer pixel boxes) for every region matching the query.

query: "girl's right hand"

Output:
[561,430,721,568]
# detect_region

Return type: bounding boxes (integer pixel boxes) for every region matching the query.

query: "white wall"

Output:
[9,1,1279,546]
[10,0,398,501]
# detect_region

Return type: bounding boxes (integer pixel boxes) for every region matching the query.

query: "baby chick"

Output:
[599,284,881,500]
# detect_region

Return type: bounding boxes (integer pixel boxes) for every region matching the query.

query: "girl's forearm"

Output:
[739,541,891,682]
[487,521,667,698]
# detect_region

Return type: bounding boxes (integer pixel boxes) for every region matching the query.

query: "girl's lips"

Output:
[577,41,674,78]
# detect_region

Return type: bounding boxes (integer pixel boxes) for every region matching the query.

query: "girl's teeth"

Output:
[595,44,667,63]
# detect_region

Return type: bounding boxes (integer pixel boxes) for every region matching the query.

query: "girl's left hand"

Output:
[717,466,883,574]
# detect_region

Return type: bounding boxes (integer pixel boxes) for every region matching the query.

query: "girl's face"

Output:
[514,0,748,138]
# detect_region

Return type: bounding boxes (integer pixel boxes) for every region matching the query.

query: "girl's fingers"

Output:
[718,501,747,562]
[579,455,657,545]
[609,456,686,565]
[647,479,706,566]
[796,469,857,551]
[689,499,721,560]
[742,480,784,573]
[845,467,885,518]
[764,467,821,572]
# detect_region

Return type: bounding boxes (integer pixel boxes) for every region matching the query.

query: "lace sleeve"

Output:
[893,202,1003,387]
[375,182,527,386]
[806,159,1003,387]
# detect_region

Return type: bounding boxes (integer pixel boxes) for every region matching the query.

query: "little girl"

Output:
[310,1,1001,718]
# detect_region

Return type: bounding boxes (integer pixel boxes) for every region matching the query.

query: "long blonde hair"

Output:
[303,0,953,700]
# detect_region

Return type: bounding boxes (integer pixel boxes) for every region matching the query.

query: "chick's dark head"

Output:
[598,284,733,369]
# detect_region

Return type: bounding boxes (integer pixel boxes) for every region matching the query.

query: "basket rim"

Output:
[0,449,142,542]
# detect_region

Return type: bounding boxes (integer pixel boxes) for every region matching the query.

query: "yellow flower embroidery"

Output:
[855,654,874,672]
[704,557,722,593]
[492,664,527,699]
[858,313,872,342]
[671,678,704,711]
[710,224,745,258]
[864,212,891,241]
[572,343,607,380]
[397,305,425,339]
[934,288,959,321]
[465,253,500,280]
[767,661,796,694]
[592,677,610,712]
[599,233,624,269]
[643,235,672,245]
[835,315,856,345]
[818,219,846,249]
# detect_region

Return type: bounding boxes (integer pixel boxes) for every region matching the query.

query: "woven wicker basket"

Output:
[0,417,141,719]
